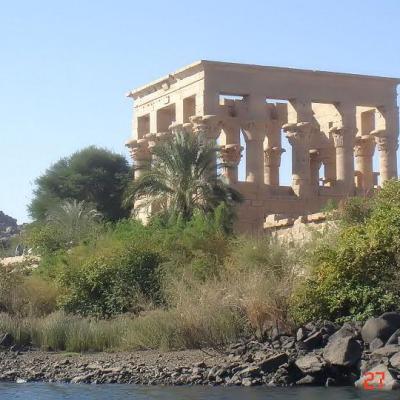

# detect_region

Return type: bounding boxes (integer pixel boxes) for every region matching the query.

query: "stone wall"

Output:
[264,212,337,243]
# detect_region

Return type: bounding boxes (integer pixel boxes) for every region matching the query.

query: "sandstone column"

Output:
[331,104,357,195]
[220,144,243,184]
[190,115,221,175]
[282,122,312,197]
[242,121,266,184]
[371,129,398,183]
[264,147,285,186]
[354,135,375,191]
[309,149,322,189]
[126,138,151,179]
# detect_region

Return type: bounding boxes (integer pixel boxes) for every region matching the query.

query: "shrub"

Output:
[57,245,162,317]
[0,269,58,317]
[292,180,400,324]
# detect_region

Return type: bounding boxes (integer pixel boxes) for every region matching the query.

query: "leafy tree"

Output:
[292,179,400,323]
[29,146,131,221]
[124,130,242,221]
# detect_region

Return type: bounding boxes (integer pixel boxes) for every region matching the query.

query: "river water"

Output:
[0,384,399,400]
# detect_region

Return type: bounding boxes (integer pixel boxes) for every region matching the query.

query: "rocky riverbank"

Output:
[2,312,400,389]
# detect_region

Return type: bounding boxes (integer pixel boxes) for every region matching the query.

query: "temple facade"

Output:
[125,61,399,233]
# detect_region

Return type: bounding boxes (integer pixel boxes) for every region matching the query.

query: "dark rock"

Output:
[369,338,384,351]
[386,328,400,346]
[372,345,400,358]
[362,313,400,344]
[296,328,307,342]
[194,361,207,368]
[0,333,14,347]
[270,327,280,341]
[296,375,317,385]
[295,354,325,374]
[303,330,323,350]
[325,377,337,387]
[258,353,288,373]
[390,352,400,369]
[323,336,362,367]
[236,366,261,379]
[329,323,358,343]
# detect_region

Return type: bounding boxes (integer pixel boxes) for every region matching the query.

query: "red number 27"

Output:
[363,371,385,390]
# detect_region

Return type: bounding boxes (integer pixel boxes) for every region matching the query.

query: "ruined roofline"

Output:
[127,60,400,99]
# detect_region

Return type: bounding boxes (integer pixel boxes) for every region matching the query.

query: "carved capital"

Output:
[354,135,375,157]
[241,120,267,141]
[220,144,243,166]
[282,122,312,146]
[264,147,285,167]
[125,138,151,162]
[190,115,220,139]
[329,125,357,148]
[371,129,398,152]
[309,149,322,164]
[168,122,183,135]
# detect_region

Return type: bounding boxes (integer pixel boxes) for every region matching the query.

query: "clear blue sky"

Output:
[1,0,399,223]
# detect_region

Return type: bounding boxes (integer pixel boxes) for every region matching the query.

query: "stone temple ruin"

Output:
[125,61,399,233]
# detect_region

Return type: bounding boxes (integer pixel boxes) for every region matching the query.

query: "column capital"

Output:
[241,120,267,141]
[264,146,285,167]
[168,122,183,135]
[354,135,375,157]
[190,115,221,139]
[144,132,158,153]
[282,121,312,145]
[220,144,243,166]
[125,138,151,162]
[309,149,322,162]
[371,129,398,152]
[329,125,357,148]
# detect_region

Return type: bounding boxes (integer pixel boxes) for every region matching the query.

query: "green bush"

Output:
[292,180,400,323]
[57,245,162,317]
[0,269,58,317]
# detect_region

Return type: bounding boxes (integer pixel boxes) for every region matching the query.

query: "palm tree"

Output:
[46,199,102,246]
[125,129,242,222]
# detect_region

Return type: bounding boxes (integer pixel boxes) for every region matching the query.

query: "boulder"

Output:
[323,336,362,367]
[387,328,400,346]
[0,333,13,347]
[296,375,317,385]
[295,354,325,374]
[390,352,400,369]
[303,330,323,350]
[258,353,288,373]
[329,323,358,342]
[355,364,400,390]
[296,327,307,342]
[236,365,261,378]
[369,338,384,351]
[372,345,400,358]
[362,313,400,344]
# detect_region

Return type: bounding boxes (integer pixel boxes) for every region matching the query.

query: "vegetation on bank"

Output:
[3,132,400,352]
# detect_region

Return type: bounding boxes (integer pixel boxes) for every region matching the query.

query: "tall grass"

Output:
[0,236,303,352]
